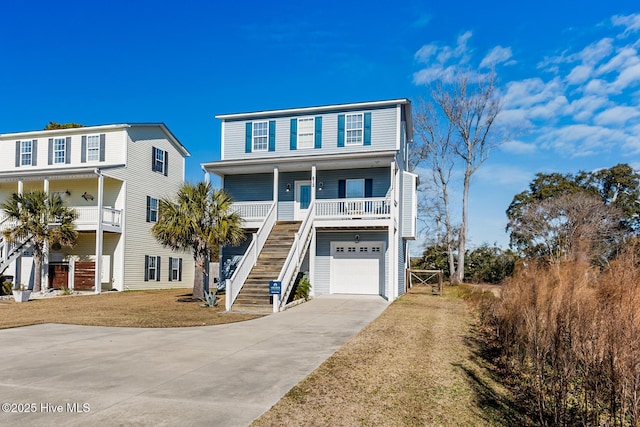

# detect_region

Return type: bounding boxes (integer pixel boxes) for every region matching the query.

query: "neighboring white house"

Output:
[202,99,417,312]
[0,123,194,292]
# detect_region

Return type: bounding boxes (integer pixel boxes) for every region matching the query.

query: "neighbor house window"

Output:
[144,255,160,281]
[54,138,66,164]
[20,140,33,166]
[346,179,365,198]
[252,121,268,151]
[152,147,168,175]
[297,117,314,149]
[345,113,363,145]
[169,257,182,281]
[86,135,100,161]
[146,196,158,222]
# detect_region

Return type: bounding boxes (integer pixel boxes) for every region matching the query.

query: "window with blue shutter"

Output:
[363,112,371,146]
[314,116,322,149]
[337,114,345,147]
[290,118,297,150]
[268,120,276,152]
[245,122,252,153]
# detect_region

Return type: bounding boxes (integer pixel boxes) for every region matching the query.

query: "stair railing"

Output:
[0,233,34,274]
[274,201,315,312]
[226,201,277,311]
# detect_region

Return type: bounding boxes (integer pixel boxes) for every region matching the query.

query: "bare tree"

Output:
[413,71,503,283]
[412,99,457,280]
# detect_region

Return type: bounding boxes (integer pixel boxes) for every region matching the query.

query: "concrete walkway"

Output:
[0,295,388,426]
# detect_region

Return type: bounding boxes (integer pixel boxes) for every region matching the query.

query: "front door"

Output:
[294,181,312,220]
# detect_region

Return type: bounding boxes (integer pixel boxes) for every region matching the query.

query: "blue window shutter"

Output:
[290,118,297,150]
[15,141,20,167]
[156,256,161,281]
[144,255,149,281]
[99,134,106,161]
[268,120,276,152]
[164,150,168,176]
[337,114,345,147]
[48,138,53,165]
[365,179,373,198]
[146,196,151,222]
[31,140,37,166]
[364,112,372,146]
[81,136,87,163]
[338,180,346,198]
[314,116,322,149]
[245,123,252,153]
[65,137,71,164]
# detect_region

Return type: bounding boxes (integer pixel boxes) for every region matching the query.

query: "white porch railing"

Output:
[275,201,315,312]
[0,233,33,274]
[315,197,391,218]
[226,201,277,311]
[72,206,122,228]
[230,201,272,220]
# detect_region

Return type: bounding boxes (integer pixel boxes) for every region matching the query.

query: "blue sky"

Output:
[1,1,639,249]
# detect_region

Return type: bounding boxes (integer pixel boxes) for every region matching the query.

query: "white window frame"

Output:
[346,179,365,198]
[20,140,33,166]
[170,257,181,281]
[148,197,158,223]
[297,117,315,149]
[252,121,268,152]
[86,134,100,162]
[154,148,166,173]
[345,113,363,145]
[147,256,158,281]
[54,137,66,164]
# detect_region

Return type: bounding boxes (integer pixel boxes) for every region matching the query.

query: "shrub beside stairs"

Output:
[231,221,301,313]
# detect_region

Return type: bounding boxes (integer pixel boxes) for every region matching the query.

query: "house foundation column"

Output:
[94,171,104,294]
[309,227,316,297]
[273,167,279,217]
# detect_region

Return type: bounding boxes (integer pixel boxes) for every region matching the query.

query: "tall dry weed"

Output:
[487,243,640,426]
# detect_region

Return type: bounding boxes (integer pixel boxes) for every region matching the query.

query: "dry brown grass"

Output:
[0,289,261,329]
[252,285,522,427]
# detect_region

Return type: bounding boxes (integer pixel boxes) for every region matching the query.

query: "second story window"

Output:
[54,138,66,163]
[152,147,168,175]
[253,121,268,151]
[146,196,159,222]
[20,140,33,166]
[346,114,363,145]
[86,135,100,161]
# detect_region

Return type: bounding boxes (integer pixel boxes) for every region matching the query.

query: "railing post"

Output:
[225,279,232,311]
[252,233,258,266]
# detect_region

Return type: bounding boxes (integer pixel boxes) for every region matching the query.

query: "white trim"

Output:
[215,98,410,120]
[252,120,269,152]
[396,104,401,151]
[220,121,226,160]
[345,113,364,146]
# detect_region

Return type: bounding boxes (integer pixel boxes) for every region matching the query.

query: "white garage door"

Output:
[331,242,384,295]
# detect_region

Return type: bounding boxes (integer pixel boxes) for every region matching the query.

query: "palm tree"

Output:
[1,191,78,293]
[151,182,245,300]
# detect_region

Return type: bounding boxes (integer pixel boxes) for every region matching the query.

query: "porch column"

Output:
[14,180,23,289]
[17,179,23,195]
[309,227,316,297]
[94,171,104,294]
[273,167,279,217]
[42,178,50,292]
[311,165,317,203]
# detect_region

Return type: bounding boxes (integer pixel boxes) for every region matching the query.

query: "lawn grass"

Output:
[0,289,261,329]
[252,284,527,426]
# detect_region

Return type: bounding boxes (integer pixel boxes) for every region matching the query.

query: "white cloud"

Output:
[566,64,592,85]
[596,47,639,76]
[538,124,630,157]
[503,77,563,109]
[475,163,533,187]
[566,95,610,121]
[412,31,475,84]
[612,14,640,38]
[611,62,640,92]
[577,38,615,65]
[414,44,438,63]
[480,46,513,69]
[594,105,640,126]
[500,139,537,155]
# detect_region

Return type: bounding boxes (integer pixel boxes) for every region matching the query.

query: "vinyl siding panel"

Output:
[315,168,390,200]
[222,107,398,160]
[105,127,193,291]
[314,231,388,296]
[224,173,273,202]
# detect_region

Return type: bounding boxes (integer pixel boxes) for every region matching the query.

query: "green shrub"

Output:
[1,281,12,296]
[294,273,311,301]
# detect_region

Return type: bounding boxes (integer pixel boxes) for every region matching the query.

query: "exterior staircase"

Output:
[232,221,301,313]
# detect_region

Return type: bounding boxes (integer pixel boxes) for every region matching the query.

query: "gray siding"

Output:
[314,231,388,296]
[223,106,398,160]
[224,173,273,202]
[316,167,390,199]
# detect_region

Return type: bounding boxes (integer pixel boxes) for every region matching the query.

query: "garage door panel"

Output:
[331,243,383,295]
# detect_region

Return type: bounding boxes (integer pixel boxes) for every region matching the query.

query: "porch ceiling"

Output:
[203,150,397,176]
[0,165,126,182]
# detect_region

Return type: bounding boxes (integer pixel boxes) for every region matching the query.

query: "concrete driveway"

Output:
[0,295,388,426]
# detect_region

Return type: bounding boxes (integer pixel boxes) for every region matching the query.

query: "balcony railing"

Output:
[315,197,391,219]
[230,202,272,219]
[72,206,122,228]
